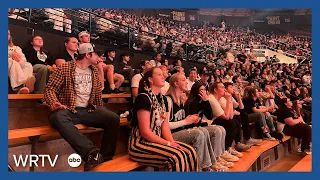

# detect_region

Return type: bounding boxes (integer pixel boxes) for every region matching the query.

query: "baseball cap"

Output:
[78,31,90,39]
[199,67,212,75]
[78,43,95,54]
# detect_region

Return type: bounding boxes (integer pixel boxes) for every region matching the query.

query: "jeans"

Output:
[172,127,216,169]
[212,118,239,150]
[33,64,49,94]
[283,123,312,151]
[49,107,120,162]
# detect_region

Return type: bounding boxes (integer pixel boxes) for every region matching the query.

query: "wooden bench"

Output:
[289,155,312,172]
[8,94,131,100]
[91,155,142,172]
[230,136,291,172]
[8,118,129,141]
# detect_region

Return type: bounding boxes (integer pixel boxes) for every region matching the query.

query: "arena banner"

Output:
[253,15,293,26]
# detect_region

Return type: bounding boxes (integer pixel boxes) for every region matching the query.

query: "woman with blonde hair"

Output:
[166,73,230,172]
[8,30,35,94]
[128,67,198,172]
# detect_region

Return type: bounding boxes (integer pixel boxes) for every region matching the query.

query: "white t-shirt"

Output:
[202,94,224,123]
[75,66,92,107]
[149,60,161,67]
[131,73,143,88]
[186,78,196,91]
[219,97,238,109]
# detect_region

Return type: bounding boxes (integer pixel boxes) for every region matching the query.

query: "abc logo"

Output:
[68,153,82,168]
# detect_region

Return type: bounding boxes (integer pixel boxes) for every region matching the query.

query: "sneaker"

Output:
[217,157,234,168]
[220,150,239,162]
[84,151,104,171]
[111,88,124,94]
[303,149,312,155]
[18,87,29,94]
[263,132,277,141]
[229,147,243,158]
[210,163,229,172]
[246,138,263,146]
[202,167,215,172]
[235,142,251,152]
[24,76,36,93]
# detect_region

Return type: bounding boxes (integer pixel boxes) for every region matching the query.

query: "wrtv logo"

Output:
[13,154,59,167]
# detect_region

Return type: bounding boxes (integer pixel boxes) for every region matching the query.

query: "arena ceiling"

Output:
[198,9,311,16]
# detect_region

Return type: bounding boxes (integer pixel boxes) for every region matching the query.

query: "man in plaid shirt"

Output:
[44,43,120,171]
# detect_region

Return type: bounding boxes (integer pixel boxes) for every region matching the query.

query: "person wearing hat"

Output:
[44,43,120,171]
[199,68,212,90]
[117,52,134,80]
[78,31,121,93]
[78,31,91,44]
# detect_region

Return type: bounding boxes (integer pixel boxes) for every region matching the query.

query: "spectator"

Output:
[128,67,198,172]
[55,37,78,66]
[149,52,162,67]
[103,49,124,93]
[198,68,211,90]
[131,60,152,98]
[302,71,311,86]
[44,43,120,171]
[117,52,134,80]
[166,73,229,172]
[8,30,35,94]
[186,68,198,93]
[23,35,55,94]
[185,81,234,169]
[159,65,170,95]
[206,82,242,161]
[277,98,311,154]
[242,87,277,140]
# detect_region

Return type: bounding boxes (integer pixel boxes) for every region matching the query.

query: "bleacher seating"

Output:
[289,155,312,172]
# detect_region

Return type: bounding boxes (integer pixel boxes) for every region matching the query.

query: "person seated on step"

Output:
[168,75,231,171]
[205,82,242,163]
[101,49,124,93]
[277,98,311,155]
[55,37,78,67]
[23,35,55,94]
[128,67,198,172]
[78,31,118,93]
[242,87,278,140]
[44,43,120,171]
[223,82,262,150]
[131,60,152,99]
[117,52,134,81]
[8,30,35,94]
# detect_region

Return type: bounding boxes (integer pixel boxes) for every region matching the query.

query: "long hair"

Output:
[166,73,184,104]
[8,32,14,47]
[244,86,256,99]
[138,67,157,94]
[185,82,202,106]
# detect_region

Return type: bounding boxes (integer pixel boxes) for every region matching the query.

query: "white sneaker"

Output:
[229,147,243,158]
[211,163,229,172]
[217,157,234,167]
[221,150,239,162]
